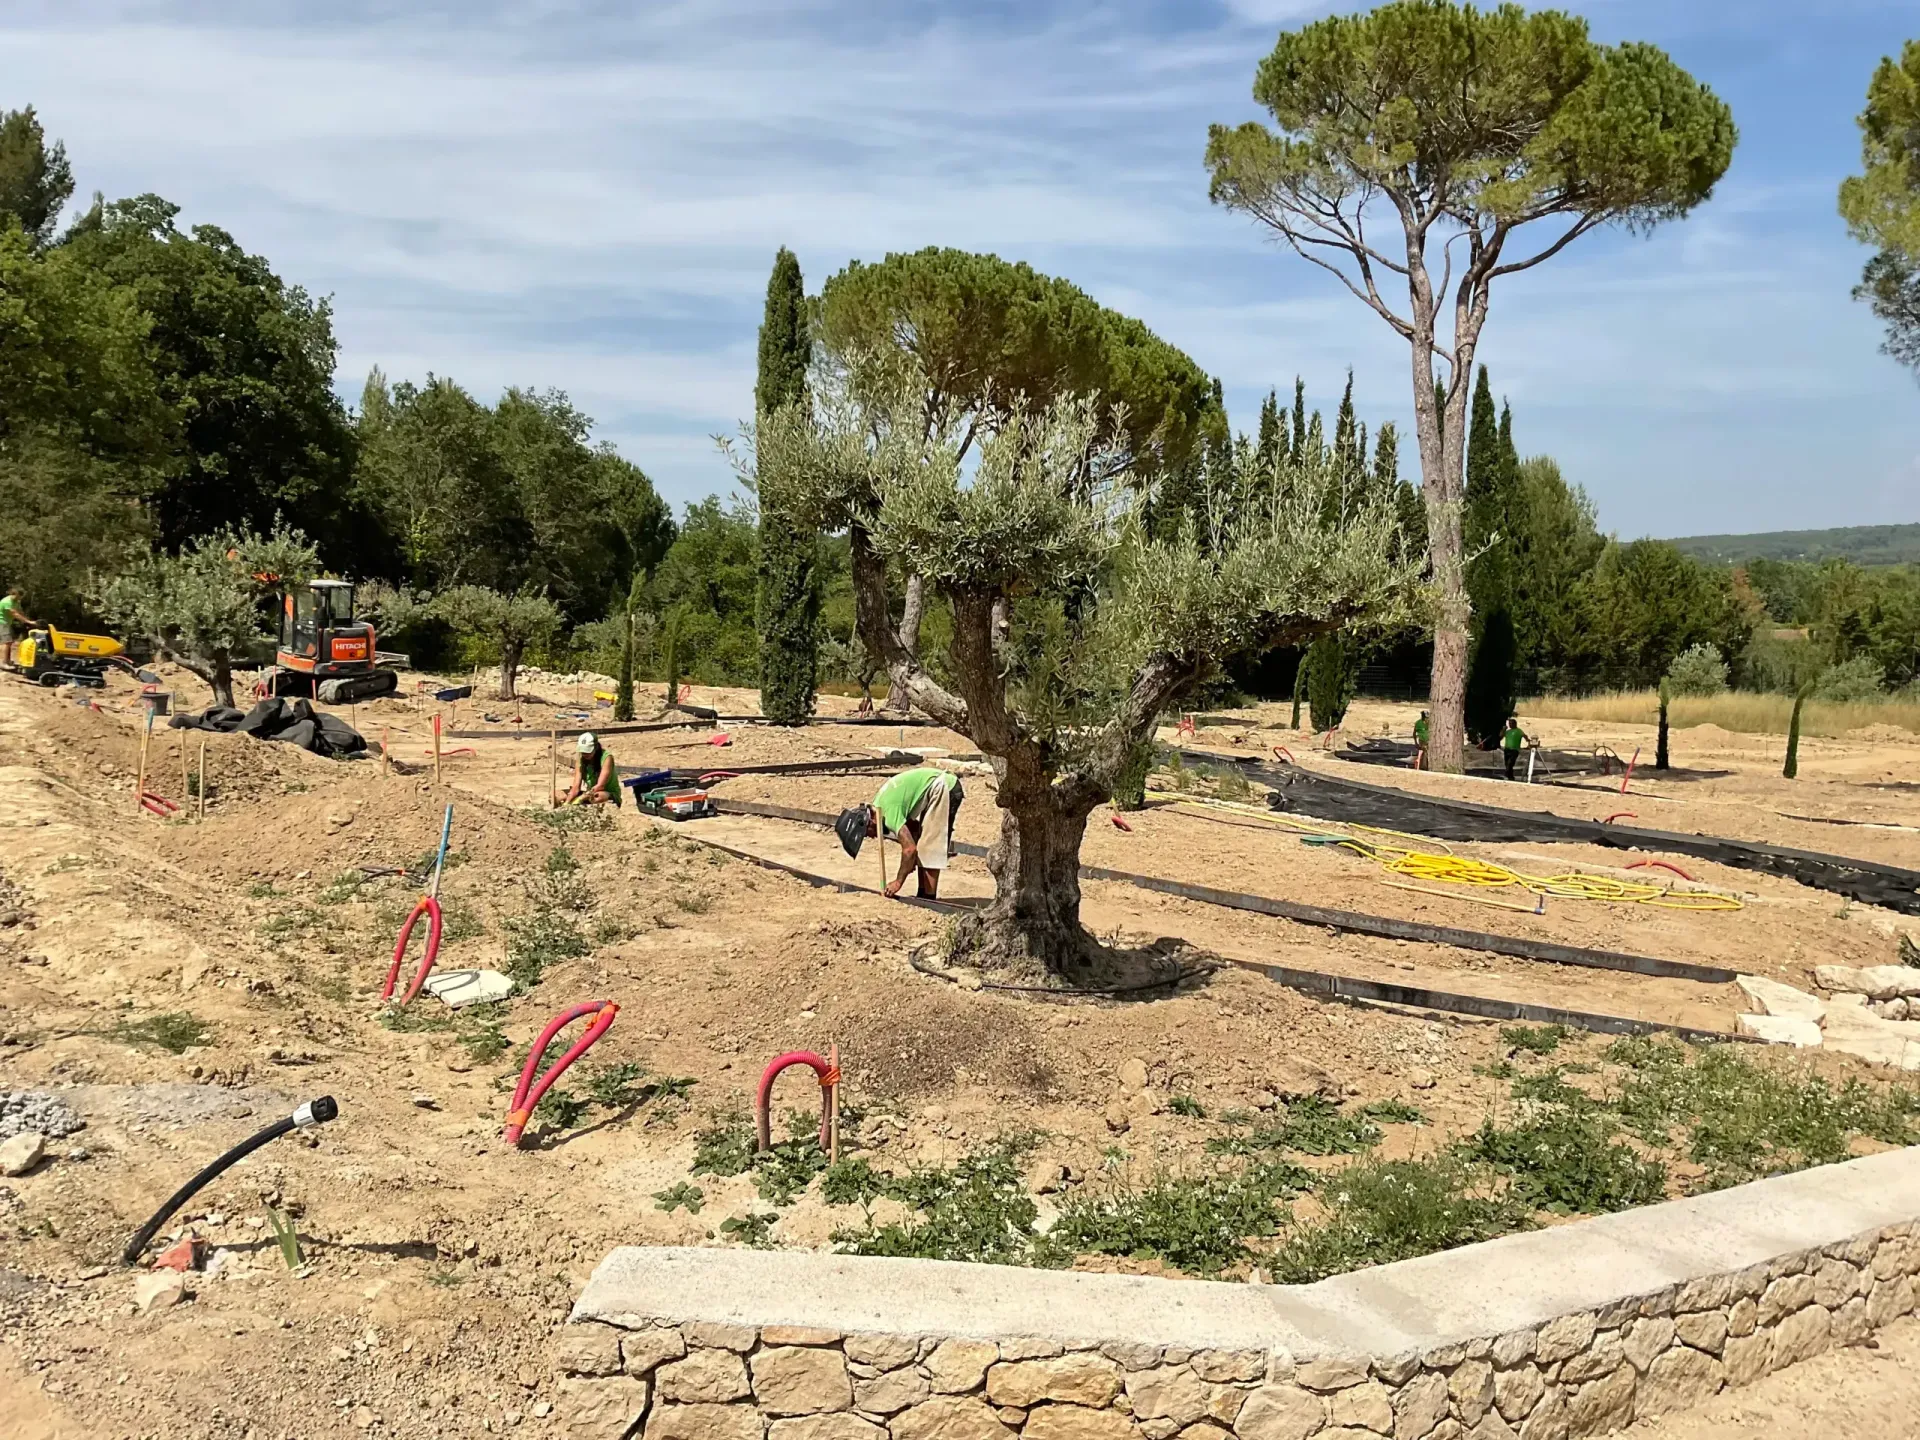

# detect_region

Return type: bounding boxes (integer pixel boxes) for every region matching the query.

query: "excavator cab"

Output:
[269,579,399,703]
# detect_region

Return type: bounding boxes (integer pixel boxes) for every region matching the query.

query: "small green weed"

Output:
[260,907,318,939]
[535,1088,592,1129]
[673,892,712,914]
[1462,1110,1668,1214]
[692,1112,757,1178]
[264,1207,303,1269]
[1047,1160,1313,1276]
[1500,1024,1568,1055]
[527,806,612,833]
[836,1139,1040,1266]
[594,916,640,944]
[720,1211,777,1248]
[316,871,365,905]
[438,899,486,942]
[247,881,280,899]
[504,908,590,987]
[1269,1156,1533,1284]
[105,1012,211,1054]
[1210,1096,1381,1158]
[1167,1094,1207,1118]
[1360,1099,1427,1125]
[654,1182,705,1214]
[379,1004,453,1034]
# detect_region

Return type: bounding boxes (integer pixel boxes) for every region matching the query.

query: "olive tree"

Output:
[749,385,1415,977]
[1206,1,1735,771]
[433,585,562,700]
[90,524,318,707]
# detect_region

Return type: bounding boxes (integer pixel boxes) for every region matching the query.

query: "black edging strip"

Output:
[706,798,1737,986]
[1194,750,1920,916]
[682,807,1746,1040]
[1245,964,1748,1044]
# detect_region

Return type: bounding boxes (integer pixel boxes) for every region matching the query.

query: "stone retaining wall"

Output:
[552,1148,1920,1440]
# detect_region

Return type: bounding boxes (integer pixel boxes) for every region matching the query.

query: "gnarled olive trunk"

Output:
[498,637,525,701]
[949,788,1099,977]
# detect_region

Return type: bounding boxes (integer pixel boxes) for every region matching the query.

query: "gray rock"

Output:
[0,1132,45,1177]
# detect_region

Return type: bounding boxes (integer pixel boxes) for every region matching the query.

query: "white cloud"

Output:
[8,1,1918,534]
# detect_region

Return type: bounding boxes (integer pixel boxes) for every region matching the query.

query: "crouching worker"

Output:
[562,731,621,806]
[835,767,964,899]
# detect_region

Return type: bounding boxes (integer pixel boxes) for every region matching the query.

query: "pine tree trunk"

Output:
[498,638,524,701]
[614,608,636,722]
[949,792,1098,977]
[663,620,682,710]
[1655,681,1670,771]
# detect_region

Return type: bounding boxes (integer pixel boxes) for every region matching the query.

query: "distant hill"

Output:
[1668,523,1920,567]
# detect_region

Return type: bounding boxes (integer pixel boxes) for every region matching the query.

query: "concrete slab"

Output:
[423,968,515,1009]
[574,1147,1920,1359]
[1737,1013,1823,1046]
[1735,974,1826,1023]
[1820,1004,1920,1071]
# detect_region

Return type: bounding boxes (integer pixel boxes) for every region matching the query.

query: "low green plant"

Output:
[316,871,366,905]
[105,1011,211,1053]
[1268,1156,1533,1284]
[1167,1094,1207,1118]
[674,891,713,914]
[438,898,486,942]
[264,1207,303,1270]
[1359,1099,1427,1125]
[692,1111,758,1178]
[1461,1109,1668,1214]
[1046,1160,1313,1276]
[504,908,590,987]
[720,1211,777,1248]
[1210,1096,1381,1158]
[1500,1024,1567,1055]
[836,1139,1040,1266]
[534,1088,592,1129]
[527,806,612,833]
[247,881,280,899]
[654,1182,705,1215]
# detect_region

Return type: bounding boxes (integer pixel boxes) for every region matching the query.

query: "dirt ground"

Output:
[1,671,1918,1439]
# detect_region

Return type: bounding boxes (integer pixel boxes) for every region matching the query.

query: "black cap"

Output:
[835,805,870,859]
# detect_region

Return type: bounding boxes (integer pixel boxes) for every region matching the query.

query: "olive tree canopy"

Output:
[1206,0,1735,771]
[747,381,1416,977]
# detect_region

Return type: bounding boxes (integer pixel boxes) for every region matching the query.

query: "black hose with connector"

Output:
[120,1097,338,1265]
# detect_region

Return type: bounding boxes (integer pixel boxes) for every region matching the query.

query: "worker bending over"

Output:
[0,588,37,668]
[1500,716,1536,781]
[835,766,964,899]
[562,732,621,806]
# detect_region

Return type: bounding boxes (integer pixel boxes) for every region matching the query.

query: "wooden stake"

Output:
[135,718,151,814]
[433,712,443,785]
[877,826,889,896]
[828,1040,841,1164]
[198,740,208,820]
[382,725,391,776]
[550,727,559,808]
[179,735,190,811]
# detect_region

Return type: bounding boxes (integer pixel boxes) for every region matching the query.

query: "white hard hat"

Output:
[576,732,597,753]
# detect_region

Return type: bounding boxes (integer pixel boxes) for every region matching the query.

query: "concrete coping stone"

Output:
[573,1146,1920,1357]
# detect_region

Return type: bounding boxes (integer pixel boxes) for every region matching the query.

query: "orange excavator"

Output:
[264,579,403,703]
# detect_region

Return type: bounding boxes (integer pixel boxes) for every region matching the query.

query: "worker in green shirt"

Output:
[1411,710,1430,768]
[835,766,965,899]
[561,731,621,806]
[0,588,37,668]
[1500,716,1534,781]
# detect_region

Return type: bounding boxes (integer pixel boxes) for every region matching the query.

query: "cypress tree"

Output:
[1291,378,1307,458]
[662,610,684,710]
[1462,368,1516,744]
[755,247,819,725]
[1784,682,1809,779]
[1333,370,1359,479]
[1256,389,1280,476]
[614,606,636,722]
[1307,632,1356,732]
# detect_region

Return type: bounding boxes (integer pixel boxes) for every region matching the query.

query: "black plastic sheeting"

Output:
[707,797,1735,985]
[1335,736,1617,778]
[170,698,365,758]
[1238,756,1920,917]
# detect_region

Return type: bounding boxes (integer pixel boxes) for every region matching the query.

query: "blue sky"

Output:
[8,0,1919,537]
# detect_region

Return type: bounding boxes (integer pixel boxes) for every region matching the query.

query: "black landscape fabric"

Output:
[170,697,367,759]
[1252,759,1920,916]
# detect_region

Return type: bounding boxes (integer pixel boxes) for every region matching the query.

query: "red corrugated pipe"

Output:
[382,897,442,1004]
[756,1050,838,1153]
[1627,859,1698,882]
[502,1000,618,1146]
[1600,812,1638,825]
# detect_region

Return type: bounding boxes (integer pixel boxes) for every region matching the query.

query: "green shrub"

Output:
[1664,643,1728,697]
[105,1012,211,1053]
[836,1141,1040,1266]
[1816,655,1886,703]
[1500,1024,1567,1055]
[1209,1096,1381,1158]
[1462,1109,1668,1214]
[1045,1161,1311,1276]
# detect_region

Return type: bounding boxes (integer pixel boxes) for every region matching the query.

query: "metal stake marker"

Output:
[430,805,454,901]
[198,740,208,820]
[179,736,190,813]
[549,728,559,807]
